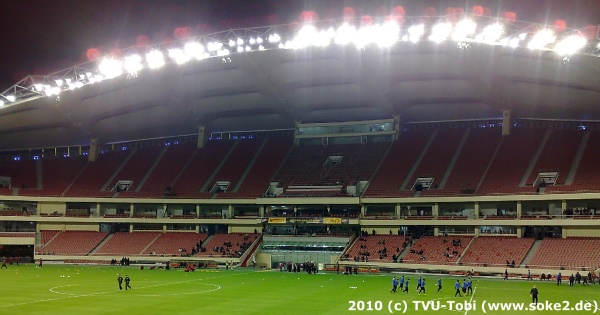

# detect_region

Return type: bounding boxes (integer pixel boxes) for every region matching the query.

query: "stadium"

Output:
[1,2,600,314]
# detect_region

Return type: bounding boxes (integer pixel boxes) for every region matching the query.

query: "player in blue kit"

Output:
[418,278,426,295]
[391,276,398,293]
[437,277,442,292]
[403,278,410,294]
[454,280,462,297]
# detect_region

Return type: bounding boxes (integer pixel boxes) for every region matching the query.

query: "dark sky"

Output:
[1,0,599,91]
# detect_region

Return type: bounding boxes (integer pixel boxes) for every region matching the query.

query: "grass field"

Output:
[0,264,598,315]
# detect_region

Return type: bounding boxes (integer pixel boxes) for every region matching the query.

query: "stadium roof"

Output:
[2,15,600,151]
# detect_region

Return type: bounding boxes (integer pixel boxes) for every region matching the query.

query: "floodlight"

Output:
[34,84,44,92]
[217,49,230,56]
[237,38,244,45]
[0,100,4,107]
[146,50,165,69]
[207,42,223,52]
[184,42,204,60]
[55,79,64,87]
[229,40,236,47]
[375,21,400,47]
[293,24,319,48]
[124,54,143,74]
[477,23,504,43]
[407,24,425,43]
[98,58,123,78]
[75,81,84,88]
[168,48,190,65]
[256,37,263,44]
[6,95,15,102]
[245,46,251,52]
[278,43,285,49]
[509,38,520,48]
[528,29,556,50]
[51,87,61,95]
[554,35,587,56]
[354,25,375,48]
[269,34,281,43]
[335,23,357,45]
[249,38,256,45]
[452,19,477,41]
[237,46,244,53]
[259,45,265,51]
[429,22,453,43]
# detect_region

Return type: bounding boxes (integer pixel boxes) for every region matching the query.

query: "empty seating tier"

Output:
[39,231,108,255]
[528,237,600,270]
[459,236,535,267]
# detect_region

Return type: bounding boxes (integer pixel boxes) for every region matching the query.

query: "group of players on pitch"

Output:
[391,275,473,297]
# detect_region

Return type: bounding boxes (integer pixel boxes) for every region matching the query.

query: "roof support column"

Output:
[88,138,101,162]
[197,125,208,149]
[502,109,512,136]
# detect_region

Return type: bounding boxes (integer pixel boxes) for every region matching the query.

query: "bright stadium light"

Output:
[292,24,319,49]
[452,19,477,41]
[429,22,453,43]
[55,79,64,87]
[237,38,244,46]
[168,48,190,65]
[268,33,281,43]
[34,84,44,92]
[528,29,556,50]
[375,21,400,48]
[228,39,236,47]
[476,23,504,43]
[124,54,143,74]
[554,35,587,56]
[258,45,265,50]
[207,41,223,52]
[237,46,244,53]
[0,100,4,107]
[406,24,425,43]
[335,23,357,45]
[98,58,123,78]
[184,42,204,60]
[6,95,15,102]
[256,37,263,44]
[217,49,230,56]
[249,38,256,45]
[146,50,165,69]
[245,45,251,52]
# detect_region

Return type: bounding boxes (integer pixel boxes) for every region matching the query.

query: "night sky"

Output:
[1,0,600,92]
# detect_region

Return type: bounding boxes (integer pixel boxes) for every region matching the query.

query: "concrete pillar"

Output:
[259,205,265,218]
[434,227,439,236]
[516,201,522,219]
[516,228,522,238]
[361,205,366,218]
[502,109,512,136]
[228,204,234,219]
[88,138,101,162]
[474,202,479,219]
[195,204,200,218]
[163,224,167,233]
[394,115,402,140]
[197,125,208,149]
[562,228,567,238]
[433,203,439,219]
[561,200,567,217]
[130,204,134,217]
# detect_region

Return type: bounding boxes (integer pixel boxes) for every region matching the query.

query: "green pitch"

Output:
[0,264,598,315]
